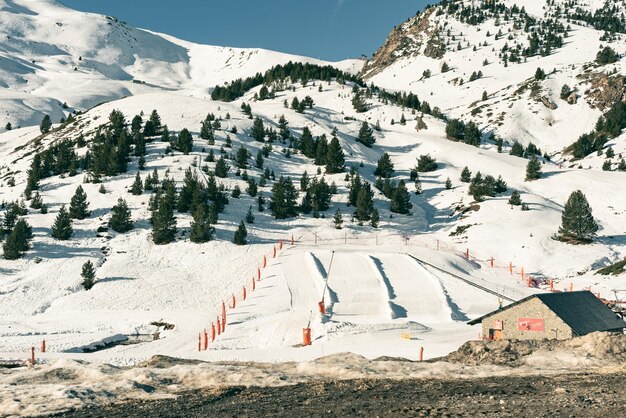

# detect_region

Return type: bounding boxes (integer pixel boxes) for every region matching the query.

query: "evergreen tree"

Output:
[494,176,508,193]
[148,110,162,134]
[233,221,248,245]
[247,177,258,197]
[370,208,380,228]
[255,150,264,169]
[51,205,73,240]
[81,261,96,290]
[69,185,90,219]
[131,115,143,135]
[508,190,522,206]
[130,172,143,195]
[236,146,249,169]
[3,219,32,260]
[357,122,375,147]
[214,156,230,178]
[40,115,52,134]
[152,195,177,244]
[460,166,472,183]
[190,204,214,243]
[510,141,525,157]
[325,135,345,174]
[352,90,368,113]
[416,154,438,172]
[558,190,598,243]
[355,183,374,222]
[390,180,412,214]
[251,117,265,142]
[300,171,310,191]
[109,198,134,233]
[374,153,395,178]
[30,192,44,209]
[270,177,298,219]
[445,178,452,189]
[245,206,255,224]
[173,128,193,154]
[278,115,290,141]
[333,208,343,229]
[525,156,542,181]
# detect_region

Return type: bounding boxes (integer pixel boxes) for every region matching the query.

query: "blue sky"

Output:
[60,0,430,61]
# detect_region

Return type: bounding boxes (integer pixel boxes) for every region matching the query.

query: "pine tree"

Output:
[81,261,96,290]
[374,153,395,178]
[40,115,52,134]
[460,166,472,183]
[400,114,407,125]
[352,90,368,113]
[152,195,177,244]
[255,150,264,169]
[509,190,522,206]
[416,154,438,172]
[233,221,248,245]
[190,204,214,243]
[69,185,90,219]
[30,192,43,209]
[355,183,374,222]
[270,177,298,219]
[109,198,134,233]
[251,117,265,142]
[3,219,32,260]
[333,208,343,229]
[236,146,249,169]
[370,208,380,228]
[51,205,73,240]
[130,172,143,195]
[525,156,542,181]
[148,110,162,134]
[390,180,412,214]
[445,178,452,189]
[245,206,255,224]
[174,128,193,154]
[300,171,310,191]
[558,190,598,243]
[357,122,375,147]
[510,141,524,157]
[214,157,230,178]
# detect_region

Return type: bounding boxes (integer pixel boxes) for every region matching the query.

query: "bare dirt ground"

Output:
[50,372,626,417]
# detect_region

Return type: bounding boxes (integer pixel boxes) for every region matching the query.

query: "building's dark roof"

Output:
[468,291,625,336]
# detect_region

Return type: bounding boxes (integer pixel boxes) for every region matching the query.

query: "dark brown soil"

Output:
[49,372,626,417]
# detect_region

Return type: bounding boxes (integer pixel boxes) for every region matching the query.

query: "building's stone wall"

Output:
[481,298,573,341]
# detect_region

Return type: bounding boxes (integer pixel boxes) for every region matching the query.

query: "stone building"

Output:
[468,291,625,341]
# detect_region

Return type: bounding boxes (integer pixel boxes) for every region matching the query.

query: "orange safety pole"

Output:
[273,246,277,258]
[222,312,226,331]
[41,339,46,353]
[549,280,554,291]
[217,317,222,335]
[302,328,312,346]
[211,322,216,342]
[243,286,247,301]
[520,267,524,280]
[509,262,513,275]
[198,333,202,352]
[263,256,267,268]
[204,329,208,350]
[465,249,469,259]
[252,276,256,291]
[30,347,35,366]
[419,347,424,362]
[279,239,283,250]
[222,301,226,318]
[231,294,236,309]
[291,234,295,245]
[318,301,326,314]
[257,267,261,281]
[527,276,531,288]
[569,283,573,292]
[490,258,494,268]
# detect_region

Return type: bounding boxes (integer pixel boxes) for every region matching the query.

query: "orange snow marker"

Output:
[302,328,312,346]
[41,339,46,353]
[211,323,216,342]
[222,312,226,331]
[569,283,573,292]
[527,276,531,288]
[318,301,326,315]
[257,267,261,281]
[490,258,494,268]
[203,330,208,350]
[465,249,469,259]
[419,347,424,362]
[262,255,267,268]
[231,294,236,309]
[520,267,524,280]
[198,333,202,352]
[30,347,35,366]
[509,262,513,275]
[222,301,227,319]
[217,318,222,335]
[279,239,283,250]
[291,234,295,245]
[243,286,247,301]
[273,246,277,258]
[252,277,256,291]
[549,280,554,291]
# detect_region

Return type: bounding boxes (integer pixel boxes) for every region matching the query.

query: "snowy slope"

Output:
[364,0,626,154]
[0,0,362,129]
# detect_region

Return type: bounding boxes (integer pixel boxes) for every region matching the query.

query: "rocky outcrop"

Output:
[361,7,440,79]
[541,96,558,110]
[581,72,626,111]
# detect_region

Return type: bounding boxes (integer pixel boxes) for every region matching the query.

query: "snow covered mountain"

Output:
[0,0,625,372]
[0,0,362,129]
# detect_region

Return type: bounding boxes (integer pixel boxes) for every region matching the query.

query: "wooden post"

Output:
[30,347,35,366]
[41,339,46,353]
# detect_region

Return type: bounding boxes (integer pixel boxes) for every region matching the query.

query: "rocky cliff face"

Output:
[361,7,442,79]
